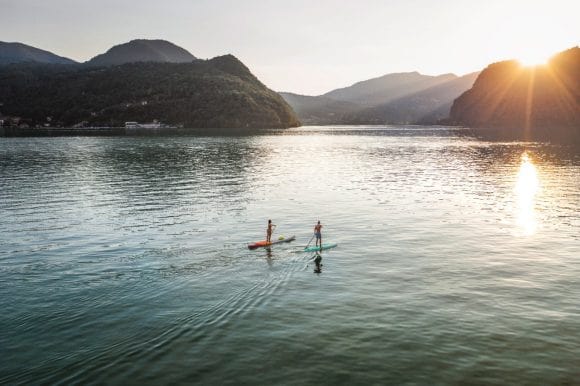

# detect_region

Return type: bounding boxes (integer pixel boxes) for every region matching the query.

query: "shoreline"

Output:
[0,126,295,137]
[1,125,578,144]
[1,126,129,137]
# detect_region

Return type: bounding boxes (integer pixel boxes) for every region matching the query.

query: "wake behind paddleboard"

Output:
[248,235,296,250]
[304,243,337,252]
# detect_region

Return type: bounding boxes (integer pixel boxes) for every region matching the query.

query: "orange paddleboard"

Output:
[248,235,295,250]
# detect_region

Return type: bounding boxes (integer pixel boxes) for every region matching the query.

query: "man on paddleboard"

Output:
[314,220,322,248]
[267,219,276,243]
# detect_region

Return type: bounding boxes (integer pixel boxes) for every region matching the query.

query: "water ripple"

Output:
[1,131,579,384]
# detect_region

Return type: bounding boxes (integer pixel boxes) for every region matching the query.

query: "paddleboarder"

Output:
[266,219,276,243]
[314,220,322,249]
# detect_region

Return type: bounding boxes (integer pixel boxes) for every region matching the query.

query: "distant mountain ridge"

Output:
[342,72,480,124]
[86,39,197,66]
[0,39,197,67]
[323,71,456,106]
[0,41,77,65]
[277,93,361,125]
[281,71,478,125]
[4,39,576,138]
[449,46,580,141]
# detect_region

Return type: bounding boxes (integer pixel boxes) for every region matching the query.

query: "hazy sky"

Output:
[1,0,578,94]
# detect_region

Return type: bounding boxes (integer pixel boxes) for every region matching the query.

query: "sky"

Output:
[1,0,578,95]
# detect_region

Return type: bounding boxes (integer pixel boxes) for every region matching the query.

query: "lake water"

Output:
[1,126,579,385]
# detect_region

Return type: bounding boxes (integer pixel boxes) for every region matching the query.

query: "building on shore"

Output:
[125,121,162,129]
[125,121,180,130]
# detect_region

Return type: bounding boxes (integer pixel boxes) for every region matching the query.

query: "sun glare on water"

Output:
[515,152,540,235]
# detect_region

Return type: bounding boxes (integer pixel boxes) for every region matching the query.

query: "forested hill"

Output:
[86,39,196,66]
[0,55,300,129]
[0,41,77,65]
[449,46,579,140]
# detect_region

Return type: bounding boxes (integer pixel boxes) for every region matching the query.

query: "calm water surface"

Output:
[1,126,579,385]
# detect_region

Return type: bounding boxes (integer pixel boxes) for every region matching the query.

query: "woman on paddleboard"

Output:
[266,219,276,243]
[314,220,322,248]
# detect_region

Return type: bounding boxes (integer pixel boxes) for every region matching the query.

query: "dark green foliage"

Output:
[0,55,300,129]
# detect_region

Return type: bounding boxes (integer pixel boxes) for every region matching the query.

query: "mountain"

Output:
[323,71,457,107]
[281,71,478,125]
[449,47,580,140]
[0,41,77,65]
[278,92,362,125]
[86,39,196,66]
[0,55,299,129]
[343,71,480,124]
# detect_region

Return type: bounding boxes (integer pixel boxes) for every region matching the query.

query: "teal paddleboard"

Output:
[304,243,337,252]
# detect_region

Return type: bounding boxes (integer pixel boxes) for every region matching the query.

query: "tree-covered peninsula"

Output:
[0,54,300,129]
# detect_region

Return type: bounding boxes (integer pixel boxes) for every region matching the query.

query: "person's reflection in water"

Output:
[313,252,322,273]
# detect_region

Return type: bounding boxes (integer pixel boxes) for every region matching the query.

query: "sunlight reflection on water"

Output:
[515,152,540,235]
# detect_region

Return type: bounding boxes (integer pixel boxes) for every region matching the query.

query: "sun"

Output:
[517,50,553,67]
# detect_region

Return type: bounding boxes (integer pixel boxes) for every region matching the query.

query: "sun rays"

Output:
[472,49,578,134]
